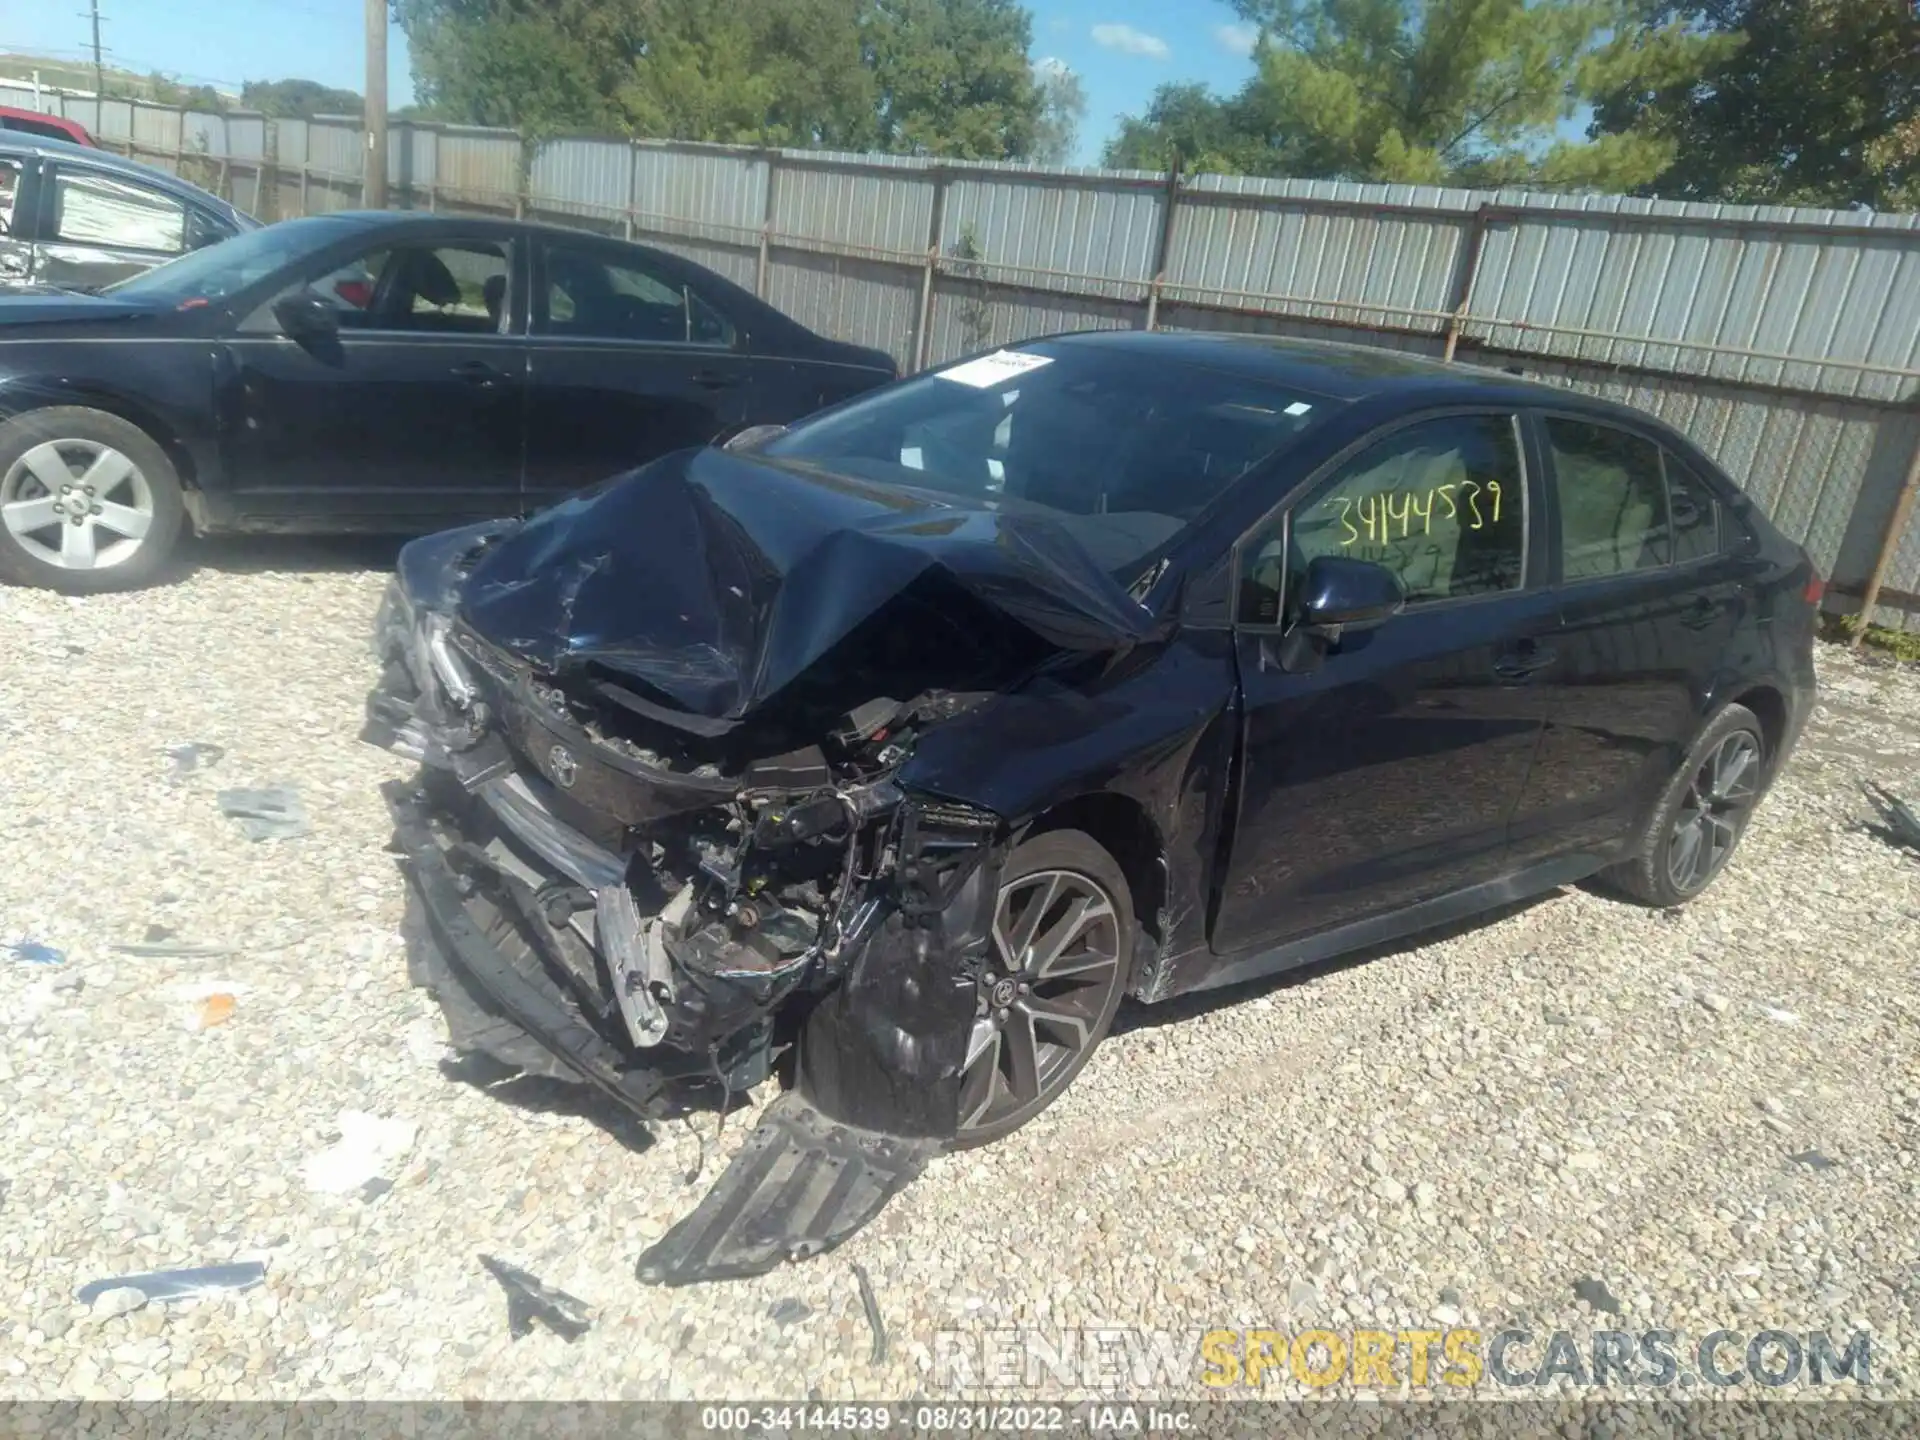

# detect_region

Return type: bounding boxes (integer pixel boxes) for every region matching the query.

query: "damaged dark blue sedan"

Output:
[365,331,1820,1284]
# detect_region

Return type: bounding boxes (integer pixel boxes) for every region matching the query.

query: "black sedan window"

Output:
[103,217,347,305]
[759,342,1337,574]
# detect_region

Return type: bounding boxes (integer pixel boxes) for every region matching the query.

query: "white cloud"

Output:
[1091,22,1171,59]
[1213,21,1260,58]
[1033,55,1074,80]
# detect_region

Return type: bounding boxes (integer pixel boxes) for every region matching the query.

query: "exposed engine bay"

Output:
[363,451,1165,1283]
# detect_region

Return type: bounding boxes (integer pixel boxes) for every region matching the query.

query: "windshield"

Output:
[758,340,1340,576]
[103,217,352,306]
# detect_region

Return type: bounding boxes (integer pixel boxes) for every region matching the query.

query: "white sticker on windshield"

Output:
[935,349,1055,389]
[1284,401,1314,416]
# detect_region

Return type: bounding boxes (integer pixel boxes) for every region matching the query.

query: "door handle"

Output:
[1493,645,1558,682]
[692,369,739,391]
[451,360,507,386]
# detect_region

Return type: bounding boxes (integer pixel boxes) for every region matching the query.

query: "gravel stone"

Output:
[0,555,1916,1402]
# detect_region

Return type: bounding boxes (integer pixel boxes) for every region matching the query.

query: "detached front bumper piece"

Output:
[635,1095,936,1286]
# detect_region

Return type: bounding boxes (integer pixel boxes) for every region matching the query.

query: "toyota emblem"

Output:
[547,744,578,788]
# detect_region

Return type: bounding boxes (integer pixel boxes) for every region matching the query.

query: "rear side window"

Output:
[540,242,736,346]
[49,168,186,254]
[1663,453,1722,565]
[1546,418,1671,579]
[0,158,20,236]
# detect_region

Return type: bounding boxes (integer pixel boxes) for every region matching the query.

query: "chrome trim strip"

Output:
[477,771,624,889]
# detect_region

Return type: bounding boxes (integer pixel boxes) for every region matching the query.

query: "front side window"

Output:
[291,240,509,334]
[50,169,186,254]
[760,341,1339,578]
[1237,414,1527,626]
[1547,417,1672,580]
[540,243,735,346]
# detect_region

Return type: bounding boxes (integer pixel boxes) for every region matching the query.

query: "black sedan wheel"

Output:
[953,829,1133,1148]
[1603,702,1767,907]
[0,408,186,594]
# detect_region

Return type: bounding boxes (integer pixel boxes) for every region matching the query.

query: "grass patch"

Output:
[1820,612,1920,664]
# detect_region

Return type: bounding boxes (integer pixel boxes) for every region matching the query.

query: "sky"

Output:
[0,0,1258,165]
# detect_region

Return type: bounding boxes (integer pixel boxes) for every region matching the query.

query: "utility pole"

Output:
[87,0,104,97]
[363,0,388,209]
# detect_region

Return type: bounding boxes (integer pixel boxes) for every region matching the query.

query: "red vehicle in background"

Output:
[0,107,95,147]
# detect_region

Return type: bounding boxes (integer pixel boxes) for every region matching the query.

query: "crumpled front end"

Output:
[364,516,1036,1283]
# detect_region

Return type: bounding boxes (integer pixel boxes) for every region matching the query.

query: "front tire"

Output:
[1602,703,1768,908]
[0,407,187,594]
[951,829,1134,1149]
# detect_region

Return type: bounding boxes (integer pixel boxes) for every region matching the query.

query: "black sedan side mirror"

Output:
[273,290,341,345]
[1298,555,1406,631]
[1275,556,1406,674]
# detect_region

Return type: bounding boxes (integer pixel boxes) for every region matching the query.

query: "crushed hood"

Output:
[457,447,1161,726]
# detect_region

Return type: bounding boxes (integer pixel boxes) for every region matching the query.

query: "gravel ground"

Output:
[1,544,1917,1406]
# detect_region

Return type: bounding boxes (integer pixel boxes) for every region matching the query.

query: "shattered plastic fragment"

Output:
[636,1094,936,1286]
[301,1110,419,1195]
[185,993,236,1031]
[1861,779,1920,852]
[2,940,65,967]
[478,1254,592,1341]
[216,786,311,842]
[852,1262,888,1364]
[75,1262,265,1306]
[165,741,226,781]
[1573,1277,1622,1315]
[114,942,236,959]
[768,1297,811,1326]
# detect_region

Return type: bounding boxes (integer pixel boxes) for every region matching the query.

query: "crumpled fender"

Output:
[793,834,1002,1139]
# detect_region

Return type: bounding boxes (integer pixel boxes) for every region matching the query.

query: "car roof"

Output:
[1045,328,1610,408]
[0,106,91,139]
[0,130,243,215]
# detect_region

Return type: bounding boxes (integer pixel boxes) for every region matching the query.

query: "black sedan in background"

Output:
[0,212,896,591]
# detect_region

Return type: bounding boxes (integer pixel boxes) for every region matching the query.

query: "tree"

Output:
[241,78,364,119]
[863,0,1044,158]
[1030,60,1087,166]
[1589,0,1920,210]
[1103,82,1268,173]
[621,0,875,148]
[1104,0,1720,190]
[395,0,650,134]
[395,0,1046,158]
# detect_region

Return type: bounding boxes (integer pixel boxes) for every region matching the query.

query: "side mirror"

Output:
[272,290,341,345]
[1298,555,1406,631]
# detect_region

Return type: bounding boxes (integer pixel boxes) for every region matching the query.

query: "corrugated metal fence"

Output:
[6,83,1919,629]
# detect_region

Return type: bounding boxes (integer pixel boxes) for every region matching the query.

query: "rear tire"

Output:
[1602,703,1768,908]
[0,407,187,594]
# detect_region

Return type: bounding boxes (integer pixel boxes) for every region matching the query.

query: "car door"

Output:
[0,152,32,285]
[1506,414,1747,864]
[30,161,208,291]
[1211,410,1563,957]
[218,229,527,525]
[522,235,753,509]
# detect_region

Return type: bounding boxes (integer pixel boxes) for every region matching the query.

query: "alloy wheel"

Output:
[1665,729,1762,895]
[0,439,156,571]
[957,867,1126,1136]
